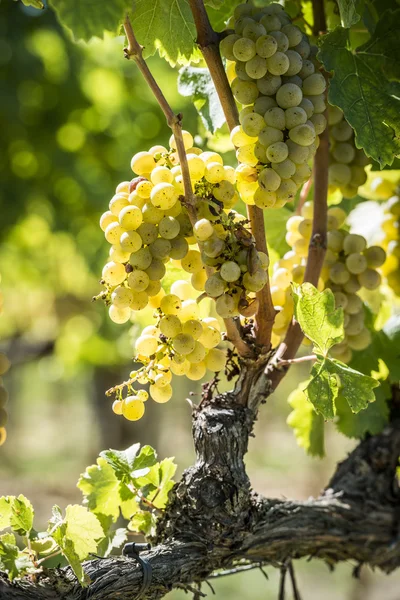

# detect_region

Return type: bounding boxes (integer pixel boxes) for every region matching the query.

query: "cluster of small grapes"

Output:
[220,2,327,208]
[111,281,225,420]
[380,193,400,295]
[193,207,270,318]
[99,131,239,324]
[0,279,10,447]
[98,134,245,420]
[327,105,370,198]
[269,202,386,361]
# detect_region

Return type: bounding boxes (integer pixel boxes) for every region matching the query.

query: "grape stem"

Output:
[276,354,317,367]
[188,0,275,351]
[123,14,252,358]
[268,81,329,389]
[123,15,195,217]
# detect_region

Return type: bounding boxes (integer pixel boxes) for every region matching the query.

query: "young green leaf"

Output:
[292,283,344,355]
[77,458,125,521]
[49,505,104,585]
[0,533,35,581]
[100,443,141,480]
[319,16,400,167]
[287,381,325,457]
[9,495,34,537]
[178,67,226,133]
[130,0,199,66]
[49,0,131,42]
[335,383,390,439]
[97,526,127,558]
[305,357,379,420]
[205,0,240,31]
[128,511,155,537]
[21,0,44,9]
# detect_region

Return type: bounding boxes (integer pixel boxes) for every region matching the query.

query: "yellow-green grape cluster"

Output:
[270,202,386,361]
[99,132,238,323]
[380,193,400,295]
[327,105,370,198]
[192,206,270,318]
[0,279,9,447]
[220,2,327,208]
[111,281,226,420]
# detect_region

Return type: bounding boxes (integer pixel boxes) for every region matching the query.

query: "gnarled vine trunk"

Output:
[1,367,400,600]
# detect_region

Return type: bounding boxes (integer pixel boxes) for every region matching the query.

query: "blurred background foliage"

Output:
[1,2,400,598]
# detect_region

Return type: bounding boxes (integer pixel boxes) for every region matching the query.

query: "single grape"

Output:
[160,294,182,316]
[150,384,173,403]
[102,261,127,286]
[346,253,368,275]
[220,261,241,282]
[112,399,123,415]
[288,123,316,146]
[266,141,289,163]
[343,234,367,254]
[205,348,226,372]
[172,333,196,355]
[159,315,182,338]
[109,305,131,324]
[358,268,381,290]
[136,335,158,356]
[364,246,386,268]
[120,231,142,253]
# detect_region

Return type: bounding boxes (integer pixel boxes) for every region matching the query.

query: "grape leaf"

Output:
[78,458,123,521]
[0,497,13,531]
[134,458,177,508]
[97,526,127,558]
[100,443,154,481]
[9,496,34,537]
[305,357,378,419]
[336,0,363,27]
[49,0,131,42]
[0,533,35,581]
[287,381,325,457]
[292,283,344,355]
[205,0,239,31]
[362,0,398,32]
[350,321,400,384]
[178,67,226,133]
[335,382,390,439]
[128,511,155,536]
[49,505,104,585]
[130,0,198,66]
[318,16,400,167]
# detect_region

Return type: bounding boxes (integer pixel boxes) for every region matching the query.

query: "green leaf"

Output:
[30,535,58,556]
[337,0,363,27]
[128,511,155,536]
[49,505,104,585]
[319,18,400,167]
[49,0,131,42]
[9,495,34,536]
[292,283,344,355]
[287,381,325,457]
[0,533,35,581]
[305,357,379,419]
[336,382,390,438]
[97,526,127,558]
[205,0,239,31]
[306,359,340,419]
[100,443,141,480]
[21,0,44,9]
[0,497,13,531]
[131,445,158,477]
[78,458,122,521]
[349,321,400,384]
[130,0,198,66]
[178,67,225,133]
[362,0,397,32]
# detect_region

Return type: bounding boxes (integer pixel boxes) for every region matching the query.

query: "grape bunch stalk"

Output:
[220,2,327,209]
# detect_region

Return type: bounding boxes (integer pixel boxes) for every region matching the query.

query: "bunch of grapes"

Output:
[111,283,226,420]
[0,277,10,446]
[220,2,327,208]
[99,131,239,325]
[99,133,255,420]
[269,202,386,362]
[327,105,370,198]
[380,193,400,295]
